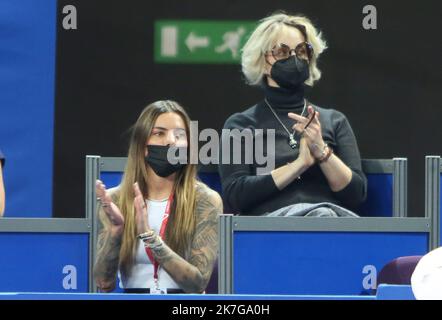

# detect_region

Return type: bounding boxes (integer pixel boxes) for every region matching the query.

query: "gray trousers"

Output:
[265,202,359,217]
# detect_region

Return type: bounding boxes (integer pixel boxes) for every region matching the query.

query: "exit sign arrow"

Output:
[185,32,210,52]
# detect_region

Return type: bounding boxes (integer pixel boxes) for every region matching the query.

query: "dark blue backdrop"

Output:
[0,0,56,217]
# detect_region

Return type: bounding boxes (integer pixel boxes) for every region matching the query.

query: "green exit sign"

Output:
[154,20,256,64]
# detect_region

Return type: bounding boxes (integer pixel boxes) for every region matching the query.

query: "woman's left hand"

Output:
[288,105,326,159]
[133,182,150,235]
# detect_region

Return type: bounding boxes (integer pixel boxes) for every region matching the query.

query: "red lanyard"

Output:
[144,192,174,287]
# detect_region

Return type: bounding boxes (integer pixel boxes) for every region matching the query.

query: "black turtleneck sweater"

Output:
[218,84,367,215]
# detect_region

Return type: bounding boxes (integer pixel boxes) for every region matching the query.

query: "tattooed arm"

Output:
[148,186,222,293]
[93,222,122,292]
[93,184,124,292]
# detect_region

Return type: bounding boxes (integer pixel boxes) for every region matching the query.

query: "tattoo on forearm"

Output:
[150,236,174,263]
[94,221,122,287]
[151,187,221,293]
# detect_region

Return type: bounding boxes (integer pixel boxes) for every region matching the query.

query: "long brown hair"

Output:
[116,100,197,276]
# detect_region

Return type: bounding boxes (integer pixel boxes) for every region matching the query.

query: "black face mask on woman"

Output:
[270,55,310,90]
[145,145,187,178]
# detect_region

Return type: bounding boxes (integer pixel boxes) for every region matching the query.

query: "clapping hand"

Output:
[96,180,124,237]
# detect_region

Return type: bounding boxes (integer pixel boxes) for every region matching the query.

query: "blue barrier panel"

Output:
[376,284,415,300]
[233,231,427,295]
[0,233,89,292]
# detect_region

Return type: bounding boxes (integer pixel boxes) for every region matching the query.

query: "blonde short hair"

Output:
[241,13,327,86]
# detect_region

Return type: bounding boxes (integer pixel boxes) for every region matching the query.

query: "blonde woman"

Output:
[94,100,222,293]
[219,13,367,216]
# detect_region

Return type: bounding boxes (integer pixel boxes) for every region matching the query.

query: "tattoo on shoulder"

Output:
[196,187,222,219]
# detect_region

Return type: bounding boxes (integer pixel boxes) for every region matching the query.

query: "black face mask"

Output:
[270,55,310,90]
[145,145,187,178]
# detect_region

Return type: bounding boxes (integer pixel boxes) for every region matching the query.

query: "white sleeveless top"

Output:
[119,198,180,289]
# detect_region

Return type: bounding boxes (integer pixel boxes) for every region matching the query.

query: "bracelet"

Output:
[317,145,333,163]
[138,229,155,242]
[144,235,164,249]
[313,144,327,162]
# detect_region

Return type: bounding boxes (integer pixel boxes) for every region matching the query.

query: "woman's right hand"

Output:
[96,180,124,238]
[297,137,315,168]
